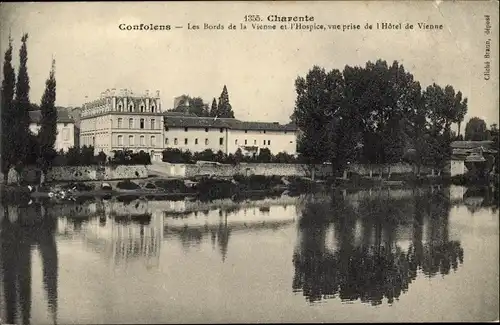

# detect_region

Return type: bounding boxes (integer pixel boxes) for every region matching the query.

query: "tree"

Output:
[464,117,488,141]
[209,98,217,117]
[1,34,16,183]
[257,148,272,163]
[37,59,57,184]
[217,85,235,118]
[188,97,205,116]
[14,34,32,172]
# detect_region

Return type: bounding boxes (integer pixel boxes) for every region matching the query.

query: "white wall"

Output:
[29,122,75,152]
[227,129,297,155]
[450,160,466,176]
[164,126,227,153]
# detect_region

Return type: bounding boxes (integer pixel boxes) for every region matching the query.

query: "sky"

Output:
[0,1,498,131]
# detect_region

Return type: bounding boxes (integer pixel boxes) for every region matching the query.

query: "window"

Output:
[284,131,287,134]
[195,138,198,145]
[220,128,223,133]
[165,138,169,145]
[245,139,247,145]
[205,138,209,145]
[62,128,70,141]
[140,136,145,146]
[174,138,178,145]
[205,128,209,132]
[219,137,224,145]
[129,105,133,112]
[140,105,144,112]
[151,136,156,147]
[268,140,271,145]
[129,118,133,128]
[185,127,188,132]
[244,130,248,133]
[117,118,123,128]
[263,140,266,145]
[151,119,155,129]
[254,140,257,145]
[263,130,266,134]
[118,135,123,146]
[140,119,144,129]
[184,138,188,145]
[151,105,155,112]
[235,139,238,145]
[129,135,134,146]
[63,123,68,127]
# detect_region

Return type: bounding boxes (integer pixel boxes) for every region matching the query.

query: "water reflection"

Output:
[293,188,467,305]
[0,186,497,323]
[1,204,58,325]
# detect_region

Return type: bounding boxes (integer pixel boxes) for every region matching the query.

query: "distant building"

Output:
[79,89,164,161]
[449,140,497,176]
[28,108,75,152]
[78,90,298,160]
[163,112,298,156]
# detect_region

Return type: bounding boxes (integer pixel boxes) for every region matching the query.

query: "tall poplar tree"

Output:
[209,98,218,117]
[37,59,57,184]
[1,34,16,183]
[217,85,235,118]
[14,33,32,171]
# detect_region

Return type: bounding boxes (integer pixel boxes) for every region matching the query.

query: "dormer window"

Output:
[151,105,155,112]
[118,104,122,111]
[140,105,144,112]
[129,105,133,112]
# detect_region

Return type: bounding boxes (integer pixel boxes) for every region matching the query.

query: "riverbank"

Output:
[1,173,497,205]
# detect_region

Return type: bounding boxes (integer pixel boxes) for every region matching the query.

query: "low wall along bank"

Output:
[150,162,436,178]
[5,165,148,184]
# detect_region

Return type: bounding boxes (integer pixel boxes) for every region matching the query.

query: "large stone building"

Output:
[29,108,75,152]
[78,89,298,161]
[79,88,164,160]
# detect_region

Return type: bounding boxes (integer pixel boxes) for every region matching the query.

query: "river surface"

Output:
[0,185,498,323]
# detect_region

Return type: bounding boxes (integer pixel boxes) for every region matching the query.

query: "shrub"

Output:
[116,180,141,190]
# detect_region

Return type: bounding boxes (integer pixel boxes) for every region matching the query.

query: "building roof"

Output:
[450,140,494,149]
[163,115,298,132]
[29,109,74,124]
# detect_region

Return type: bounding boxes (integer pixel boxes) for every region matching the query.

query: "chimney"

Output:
[145,89,150,97]
[156,90,160,98]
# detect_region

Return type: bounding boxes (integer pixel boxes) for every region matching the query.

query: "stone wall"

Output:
[4,165,148,184]
[152,162,432,179]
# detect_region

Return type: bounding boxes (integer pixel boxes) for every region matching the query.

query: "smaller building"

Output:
[29,108,75,152]
[449,141,497,176]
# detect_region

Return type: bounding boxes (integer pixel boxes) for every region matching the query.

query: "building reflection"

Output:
[0,204,59,325]
[54,198,163,269]
[292,188,465,305]
[162,196,299,262]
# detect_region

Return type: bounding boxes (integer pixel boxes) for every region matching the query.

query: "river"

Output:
[0,185,498,323]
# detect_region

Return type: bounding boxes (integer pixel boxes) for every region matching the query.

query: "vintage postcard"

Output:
[0,1,498,324]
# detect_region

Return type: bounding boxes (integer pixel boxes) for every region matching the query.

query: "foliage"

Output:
[162,147,297,164]
[293,60,469,174]
[14,34,32,172]
[464,117,488,141]
[110,150,151,165]
[1,35,17,181]
[216,85,235,118]
[170,94,210,117]
[116,180,141,190]
[209,98,218,117]
[37,59,58,175]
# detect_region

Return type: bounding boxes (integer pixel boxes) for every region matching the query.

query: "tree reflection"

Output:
[1,203,59,325]
[293,189,464,306]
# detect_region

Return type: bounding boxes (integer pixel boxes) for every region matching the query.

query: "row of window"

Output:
[166,137,225,146]
[235,139,271,146]
[166,127,225,133]
[117,118,156,130]
[117,103,157,113]
[117,135,157,147]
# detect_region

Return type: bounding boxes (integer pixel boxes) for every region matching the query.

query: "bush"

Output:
[116,180,141,190]
[154,179,191,193]
[110,150,151,165]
